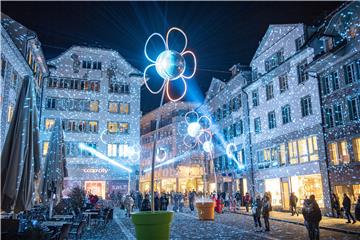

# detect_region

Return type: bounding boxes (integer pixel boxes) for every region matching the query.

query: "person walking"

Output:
[331,193,341,218]
[262,195,271,231]
[244,192,251,213]
[290,192,299,216]
[160,193,169,211]
[252,195,263,232]
[189,189,196,211]
[355,195,360,221]
[140,194,151,211]
[343,193,356,224]
[302,195,322,240]
[124,195,134,217]
[154,192,160,211]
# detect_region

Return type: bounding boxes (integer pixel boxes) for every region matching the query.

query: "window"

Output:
[89,121,98,133]
[281,104,291,124]
[107,122,118,134]
[288,140,298,164]
[344,62,356,84]
[308,136,319,161]
[329,141,350,165]
[222,104,227,118]
[235,120,243,136]
[119,103,130,115]
[90,100,99,112]
[118,144,129,158]
[92,61,102,70]
[331,71,340,90]
[265,49,284,72]
[45,118,55,130]
[268,111,276,129]
[298,138,308,163]
[7,105,14,123]
[334,104,343,126]
[109,102,118,113]
[254,117,261,134]
[266,82,274,100]
[301,95,312,117]
[109,82,130,94]
[322,75,331,95]
[279,144,286,166]
[1,56,6,78]
[295,36,305,51]
[252,89,259,107]
[119,122,129,134]
[325,107,334,128]
[107,144,117,157]
[297,60,309,84]
[82,60,92,69]
[43,141,49,156]
[353,137,360,162]
[279,74,288,93]
[348,96,360,121]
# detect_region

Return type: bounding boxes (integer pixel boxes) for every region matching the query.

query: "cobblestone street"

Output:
[106,208,359,240]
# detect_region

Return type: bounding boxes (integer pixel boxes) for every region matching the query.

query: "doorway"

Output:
[281,181,290,210]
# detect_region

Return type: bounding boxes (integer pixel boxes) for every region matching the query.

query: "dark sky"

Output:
[2,1,342,113]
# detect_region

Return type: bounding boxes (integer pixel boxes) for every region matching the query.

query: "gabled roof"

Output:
[251,24,303,63]
[204,77,226,102]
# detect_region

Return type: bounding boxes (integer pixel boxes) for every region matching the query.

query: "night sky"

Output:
[2,1,342,114]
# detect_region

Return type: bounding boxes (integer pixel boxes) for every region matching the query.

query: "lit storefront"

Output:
[264,178,282,206]
[334,184,360,204]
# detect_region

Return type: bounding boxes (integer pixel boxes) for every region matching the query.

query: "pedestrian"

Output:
[141,194,151,211]
[331,193,341,218]
[215,193,224,214]
[262,195,271,231]
[290,192,299,216]
[355,195,360,221]
[189,189,196,211]
[302,195,322,240]
[235,191,241,209]
[124,195,134,217]
[173,193,179,212]
[179,192,184,212]
[252,195,262,231]
[154,192,160,211]
[160,193,169,211]
[244,192,251,212]
[342,193,356,224]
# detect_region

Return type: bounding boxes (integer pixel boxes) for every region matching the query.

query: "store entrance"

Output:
[84,181,106,199]
[281,181,290,210]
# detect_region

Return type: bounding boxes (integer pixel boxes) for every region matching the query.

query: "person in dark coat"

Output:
[331,193,341,218]
[262,196,271,231]
[244,192,251,212]
[343,193,356,224]
[252,195,262,231]
[189,190,196,211]
[154,192,160,211]
[302,195,322,240]
[140,194,151,211]
[290,192,299,216]
[355,195,360,221]
[160,193,169,211]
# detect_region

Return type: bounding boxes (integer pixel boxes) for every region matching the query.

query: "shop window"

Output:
[107,122,118,134]
[352,137,360,162]
[7,105,14,123]
[43,141,49,156]
[109,102,118,113]
[291,174,324,208]
[45,118,55,130]
[335,184,360,207]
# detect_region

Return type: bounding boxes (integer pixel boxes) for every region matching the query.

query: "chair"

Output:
[69,220,86,240]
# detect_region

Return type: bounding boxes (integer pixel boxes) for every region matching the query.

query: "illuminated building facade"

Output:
[245,23,331,210]
[41,46,142,198]
[197,65,252,196]
[139,101,204,194]
[0,13,48,150]
[306,2,360,205]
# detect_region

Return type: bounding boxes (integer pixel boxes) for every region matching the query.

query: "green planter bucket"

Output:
[131,211,174,240]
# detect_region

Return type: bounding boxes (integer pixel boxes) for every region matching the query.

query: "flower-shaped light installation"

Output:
[144,27,197,101]
[183,111,213,152]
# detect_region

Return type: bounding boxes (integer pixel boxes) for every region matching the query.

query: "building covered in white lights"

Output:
[0,13,48,151]
[41,46,142,198]
[139,101,205,194]
[245,23,331,211]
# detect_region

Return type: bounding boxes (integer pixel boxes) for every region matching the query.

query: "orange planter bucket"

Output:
[196,201,215,221]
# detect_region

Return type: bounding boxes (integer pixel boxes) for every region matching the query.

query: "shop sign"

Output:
[223,177,233,182]
[82,168,109,174]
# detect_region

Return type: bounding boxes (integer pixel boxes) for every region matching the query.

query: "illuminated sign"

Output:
[82,168,109,174]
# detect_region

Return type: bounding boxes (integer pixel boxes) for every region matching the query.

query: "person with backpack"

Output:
[252,195,263,232]
[290,192,299,216]
[262,195,271,231]
[302,195,322,240]
[343,193,356,224]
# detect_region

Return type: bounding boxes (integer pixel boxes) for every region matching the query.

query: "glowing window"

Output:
[45,119,55,130]
[43,141,49,156]
[7,105,14,123]
[298,138,308,163]
[288,140,298,164]
[279,144,286,166]
[352,138,360,162]
[109,102,118,113]
[90,100,99,112]
[89,121,98,133]
[107,122,118,134]
[107,144,117,157]
[119,122,129,134]
[308,136,318,161]
[120,103,130,114]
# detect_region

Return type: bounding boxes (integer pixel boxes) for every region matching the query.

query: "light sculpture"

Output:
[143,27,196,212]
[155,147,167,162]
[183,111,212,149]
[144,27,196,101]
[225,143,243,169]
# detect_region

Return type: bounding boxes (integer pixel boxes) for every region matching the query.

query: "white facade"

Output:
[41,46,142,197]
[246,24,331,210]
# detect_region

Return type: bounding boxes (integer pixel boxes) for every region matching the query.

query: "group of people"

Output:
[331,193,359,224]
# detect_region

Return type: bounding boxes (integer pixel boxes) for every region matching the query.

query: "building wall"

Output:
[41,46,141,196]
